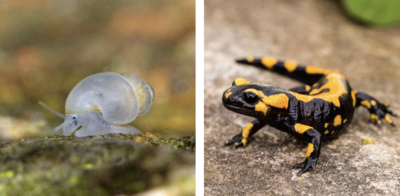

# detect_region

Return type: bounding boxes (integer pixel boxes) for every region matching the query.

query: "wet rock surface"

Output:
[205,0,400,195]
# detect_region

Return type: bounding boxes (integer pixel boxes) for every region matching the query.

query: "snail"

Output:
[39,72,155,137]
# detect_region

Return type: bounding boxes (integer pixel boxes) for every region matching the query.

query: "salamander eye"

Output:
[243,91,259,103]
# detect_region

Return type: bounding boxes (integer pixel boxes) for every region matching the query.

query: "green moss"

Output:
[0,134,195,195]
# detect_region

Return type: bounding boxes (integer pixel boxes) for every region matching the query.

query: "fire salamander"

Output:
[222,56,397,176]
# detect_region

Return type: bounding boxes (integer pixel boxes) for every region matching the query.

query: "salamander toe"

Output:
[225,133,246,148]
[293,157,318,176]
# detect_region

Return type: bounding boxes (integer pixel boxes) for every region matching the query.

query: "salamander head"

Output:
[222,78,290,118]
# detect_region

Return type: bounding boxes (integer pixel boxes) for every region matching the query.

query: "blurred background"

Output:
[0,0,195,140]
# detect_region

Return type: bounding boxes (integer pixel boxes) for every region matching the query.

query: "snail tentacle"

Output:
[39,101,66,119]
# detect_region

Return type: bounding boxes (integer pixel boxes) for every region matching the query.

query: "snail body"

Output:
[39,72,155,137]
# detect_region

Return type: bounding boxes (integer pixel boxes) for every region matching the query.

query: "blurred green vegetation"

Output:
[342,0,400,26]
[0,0,195,139]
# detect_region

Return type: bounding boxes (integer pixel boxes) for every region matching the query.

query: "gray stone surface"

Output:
[204,0,400,195]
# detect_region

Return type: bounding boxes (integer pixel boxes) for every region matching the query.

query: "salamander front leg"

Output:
[225,119,267,148]
[293,124,321,176]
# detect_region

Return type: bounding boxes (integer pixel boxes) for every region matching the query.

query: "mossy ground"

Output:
[0,133,195,196]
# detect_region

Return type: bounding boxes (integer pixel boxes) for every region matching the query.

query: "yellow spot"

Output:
[290,73,347,107]
[244,89,289,109]
[235,142,240,146]
[305,143,314,158]
[370,114,378,123]
[334,115,342,126]
[235,78,249,86]
[225,89,232,99]
[244,89,265,98]
[309,89,320,96]
[305,66,329,75]
[331,131,335,134]
[261,57,277,69]
[324,130,329,134]
[255,102,268,115]
[305,66,346,78]
[295,123,313,134]
[305,85,311,92]
[384,115,393,124]
[361,100,371,109]
[343,119,347,123]
[242,123,253,139]
[363,139,374,145]
[325,123,328,128]
[284,61,297,72]
[351,91,357,107]
[262,94,289,109]
[371,100,376,106]
[241,138,247,146]
[246,56,255,63]
[290,92,314,102]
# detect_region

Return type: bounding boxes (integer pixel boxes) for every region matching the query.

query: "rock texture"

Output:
[204,0,400,195]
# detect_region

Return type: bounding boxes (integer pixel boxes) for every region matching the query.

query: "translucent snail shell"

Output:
[39,72,155,137]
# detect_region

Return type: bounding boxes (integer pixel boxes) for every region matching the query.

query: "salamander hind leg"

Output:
[225,119,267,148]
[289,85,311,95]
[293,124,321,176]
[355,91,397,127]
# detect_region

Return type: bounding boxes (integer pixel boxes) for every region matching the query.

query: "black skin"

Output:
[223,57,397,176]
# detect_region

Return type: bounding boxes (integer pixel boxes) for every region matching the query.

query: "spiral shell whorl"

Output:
[121,73,155,116]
